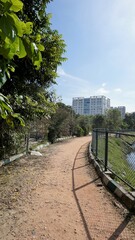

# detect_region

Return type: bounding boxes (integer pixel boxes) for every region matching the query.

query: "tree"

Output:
[75,115,92,136]
[0,0,66,157]
[0,0,49,126]
[1,0,66,122]
[48,103,75,143]
[0,0,44,87]
[123,112,135,130]
[92,115,106,129]
[75,125,84,137]
[105,109,122,130]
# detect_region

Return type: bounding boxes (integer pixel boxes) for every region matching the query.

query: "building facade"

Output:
[72,97,84,115]
[72,96,110,116]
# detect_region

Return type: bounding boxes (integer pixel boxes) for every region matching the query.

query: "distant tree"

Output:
[92,115,106,129]
[75,115,92,136]
[74,125,84,137]
[48,103,75,143]
[105,109,122,130]
[123,112,135,130]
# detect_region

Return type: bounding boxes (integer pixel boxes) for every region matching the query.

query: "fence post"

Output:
[105,130,108,171]
[95,129,98,158]
[26,134,29,155]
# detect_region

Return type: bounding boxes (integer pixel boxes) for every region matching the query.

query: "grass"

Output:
[97,134,135,190]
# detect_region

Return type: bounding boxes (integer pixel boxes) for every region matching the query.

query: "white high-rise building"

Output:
[72,96,110,115]
[72,97,84,115]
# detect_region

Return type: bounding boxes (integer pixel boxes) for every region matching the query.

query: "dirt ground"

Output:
[0,136,135,240]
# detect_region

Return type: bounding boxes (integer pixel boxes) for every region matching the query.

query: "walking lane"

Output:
[0,136,135,240]
[72,140,135,239]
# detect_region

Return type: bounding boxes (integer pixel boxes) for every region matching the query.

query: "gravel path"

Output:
[0,136,135,240]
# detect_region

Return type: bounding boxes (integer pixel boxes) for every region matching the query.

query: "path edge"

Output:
[88,143,135,211]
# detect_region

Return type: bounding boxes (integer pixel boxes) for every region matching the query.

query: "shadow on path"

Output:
[108,213,133,240]
[72,141,92,240]
[74,178,99,192]
[73,163,90,170]
[72,141,135,240]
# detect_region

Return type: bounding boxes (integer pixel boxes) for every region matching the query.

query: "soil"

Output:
[0,136,135,240]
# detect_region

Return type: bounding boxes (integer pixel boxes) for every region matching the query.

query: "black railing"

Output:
[92,129,135,190]
[0,132,47,160]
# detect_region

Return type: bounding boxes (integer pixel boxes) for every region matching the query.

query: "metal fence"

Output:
[0,131,47,160]
[92,129,135,190]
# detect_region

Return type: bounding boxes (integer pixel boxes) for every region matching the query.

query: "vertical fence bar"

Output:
[91,131,94,152]
[92,130,95,153]
[105,130,108,171]
[95,129,98,158]
[26,134,29,155]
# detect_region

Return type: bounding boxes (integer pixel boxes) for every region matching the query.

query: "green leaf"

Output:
[7,12,25,37]
[33,51,42,70]
[1,1,12,12]
[3,35,26,59]
[1,112,7,119]
[5,68,10,78]
[37,43,44,51]
[25,22,33,34]
[0,93,8,101]
[0,72,7,88]
[16,38,27,58]
[0,99,12,112]
[36,34,41,43]
[32,42,38,53]
[8,65,15,72]
[11,113,25,126]
[10,0,23,12]
[0,93,12,120]
[0,0,7,3]
[6,115,14,127]
[0,14,17,41]
[26,96,38,107]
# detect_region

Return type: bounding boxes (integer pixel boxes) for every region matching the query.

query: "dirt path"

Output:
[0,136,135,240]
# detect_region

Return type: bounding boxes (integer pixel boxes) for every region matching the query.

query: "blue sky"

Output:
[47,0,135,113]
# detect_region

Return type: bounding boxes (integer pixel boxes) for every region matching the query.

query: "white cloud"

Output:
[114,88,122,93]
[57,67,89,84]
[102,83,106,87]
[96,87,109,95]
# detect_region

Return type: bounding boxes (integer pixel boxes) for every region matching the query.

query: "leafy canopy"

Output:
[0,0,67,130]
[0,0,45,88]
